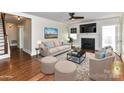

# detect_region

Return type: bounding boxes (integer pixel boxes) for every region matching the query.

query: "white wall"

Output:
[31,16,68,55]
[8,12,68,56]
[22,19,32,54]
[6,23,18,46]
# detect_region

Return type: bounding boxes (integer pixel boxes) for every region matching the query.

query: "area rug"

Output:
[56,52,93,81]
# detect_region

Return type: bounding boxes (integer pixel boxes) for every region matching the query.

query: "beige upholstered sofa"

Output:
[40,40,71,56]
[89,51,115,81]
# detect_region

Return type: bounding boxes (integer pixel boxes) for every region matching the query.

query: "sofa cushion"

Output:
[43,41,54,48]
[49,48,58,54]
[56,46,66,51]
[62,45,70,49]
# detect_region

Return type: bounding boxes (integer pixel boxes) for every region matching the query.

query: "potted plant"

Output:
[68,37,73,48]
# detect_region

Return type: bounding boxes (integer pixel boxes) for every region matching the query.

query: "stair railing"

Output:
[1,13,8,54]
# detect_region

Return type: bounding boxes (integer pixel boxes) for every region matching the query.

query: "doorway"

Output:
[5,13,31,56]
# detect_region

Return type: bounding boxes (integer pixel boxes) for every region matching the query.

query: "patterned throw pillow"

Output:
[54,40,60,47]
[106,48,113,57]
[43,42,54,48]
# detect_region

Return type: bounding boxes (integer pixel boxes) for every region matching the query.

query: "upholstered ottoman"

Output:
[41,56,58,74]
[54,60,77,81]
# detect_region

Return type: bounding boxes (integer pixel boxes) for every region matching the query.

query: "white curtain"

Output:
[100,18,121,53]
[122,17,124,55]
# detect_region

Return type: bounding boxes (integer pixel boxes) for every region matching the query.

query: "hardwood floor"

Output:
[0,47,123,81]
[0,47,54,81]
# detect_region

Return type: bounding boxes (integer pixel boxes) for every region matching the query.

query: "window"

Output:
[70,34,77,40]
[102,25,116,51]
[70,28,77,40]
[70,28,77,33]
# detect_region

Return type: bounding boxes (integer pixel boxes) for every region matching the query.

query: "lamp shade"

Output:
[37,40,41,45]
[37,40,41,48]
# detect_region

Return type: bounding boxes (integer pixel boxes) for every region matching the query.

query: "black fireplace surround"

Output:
[81,38,95,50]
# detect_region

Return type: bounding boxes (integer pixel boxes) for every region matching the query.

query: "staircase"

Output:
[0,13,10,59]
[0,20,6,55]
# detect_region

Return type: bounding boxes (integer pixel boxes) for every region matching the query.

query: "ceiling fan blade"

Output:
[69,17,84,20]
[69,13,75,17]
[72,16,84,19]
[68,13,84,20]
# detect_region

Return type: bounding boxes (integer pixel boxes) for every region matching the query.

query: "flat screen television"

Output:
[80,23,96,33]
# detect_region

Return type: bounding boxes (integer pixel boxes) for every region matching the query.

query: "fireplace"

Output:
[81,38,95,51]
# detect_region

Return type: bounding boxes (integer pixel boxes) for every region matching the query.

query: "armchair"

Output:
[89,54,115,81]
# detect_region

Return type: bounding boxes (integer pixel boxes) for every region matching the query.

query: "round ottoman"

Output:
[41,56,58,74]
[55,60,77,81]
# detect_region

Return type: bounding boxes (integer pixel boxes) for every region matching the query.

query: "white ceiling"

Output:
[25,12,123,23]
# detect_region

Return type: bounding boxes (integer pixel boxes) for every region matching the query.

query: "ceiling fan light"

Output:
[71,18,75,20]
[69,17,75,20]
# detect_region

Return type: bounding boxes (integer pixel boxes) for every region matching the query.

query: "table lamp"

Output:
[37,40,41,48]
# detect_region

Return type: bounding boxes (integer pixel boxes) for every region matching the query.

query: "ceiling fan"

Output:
[69,13,84,20]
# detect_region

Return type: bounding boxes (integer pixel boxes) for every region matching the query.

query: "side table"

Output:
[35,48,40,58]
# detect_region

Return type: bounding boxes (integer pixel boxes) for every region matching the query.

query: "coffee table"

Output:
[67,50,86,64]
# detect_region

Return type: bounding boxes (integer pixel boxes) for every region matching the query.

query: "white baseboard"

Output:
[0,54,10,60]
[10,43,17,46]
[23,48,32,55]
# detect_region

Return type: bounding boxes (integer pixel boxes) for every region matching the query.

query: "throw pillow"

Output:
[95,51,106,59]
[43,42,54,48]
[99,51,106,59]
[106,48,113,57]
[54,40,60,47]
[59,40,63,46]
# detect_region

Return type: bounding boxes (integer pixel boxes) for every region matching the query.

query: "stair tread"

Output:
[0,49,5,51]
[0,45,4,46]
[0,43,4,45]
[0,52,5,55]
[0,53,5,55]
[0,44,4,46]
